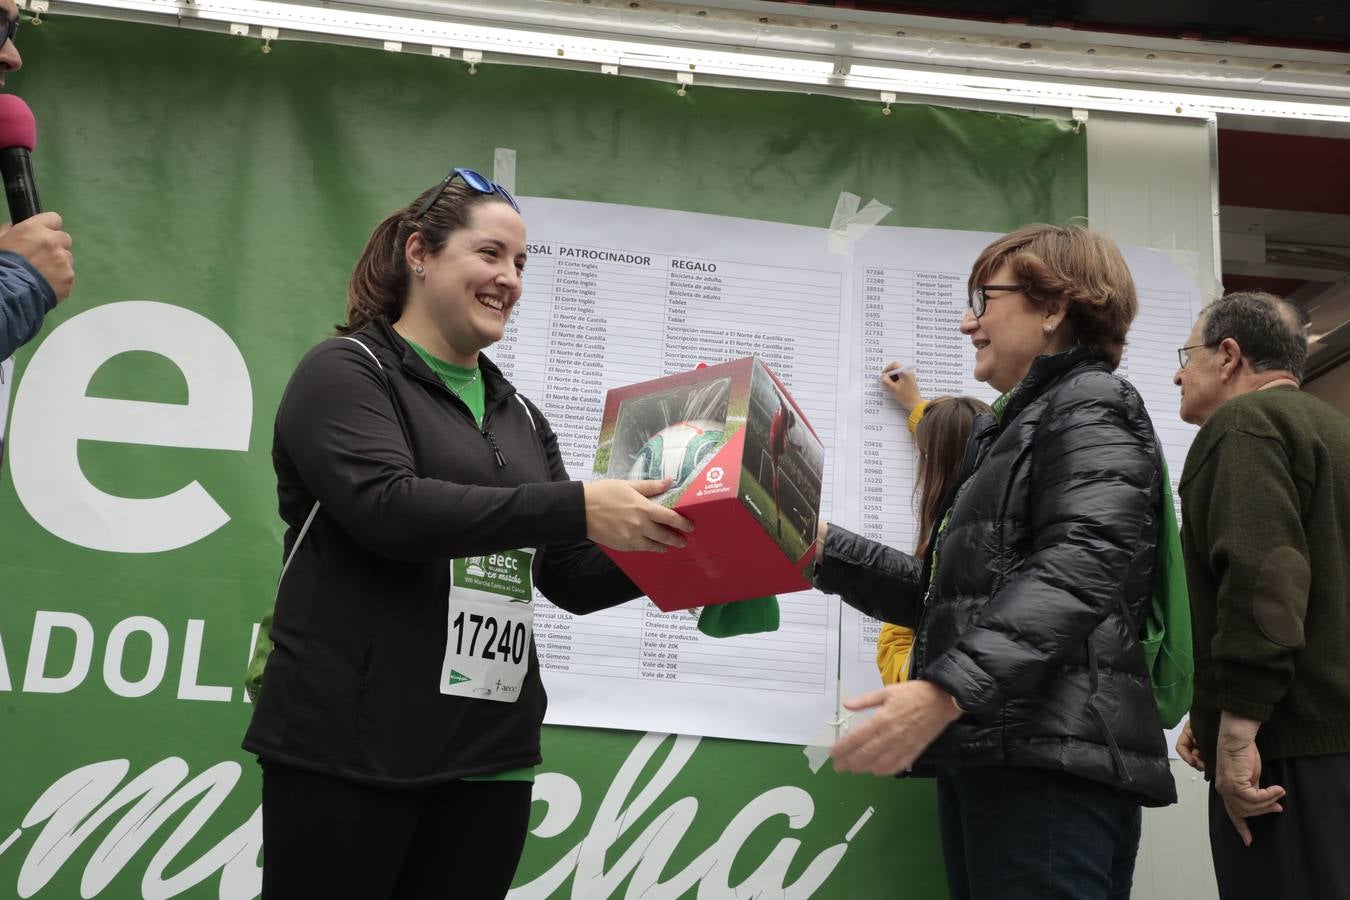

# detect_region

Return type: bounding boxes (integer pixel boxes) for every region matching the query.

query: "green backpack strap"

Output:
[245,500,321,702]
[1140,459,1194,729]
[243,608,273,703]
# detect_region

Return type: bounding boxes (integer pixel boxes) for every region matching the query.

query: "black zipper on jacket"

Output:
[482,427,507,468]
[478,395,516,469]
[1085,639,1131,783]
[397,352,514,470]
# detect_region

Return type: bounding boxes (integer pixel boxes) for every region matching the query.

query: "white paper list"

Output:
[478,200,1205,746]
[492,198,847,745]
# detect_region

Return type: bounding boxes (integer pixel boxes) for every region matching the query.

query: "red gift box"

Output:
[591,357,824,611]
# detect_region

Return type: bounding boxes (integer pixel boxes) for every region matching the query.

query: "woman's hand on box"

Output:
[584,479,694,552]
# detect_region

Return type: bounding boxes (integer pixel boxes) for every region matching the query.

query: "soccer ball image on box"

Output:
[591,358,824,610]
[625,420,725,488]
[602,378,733,506]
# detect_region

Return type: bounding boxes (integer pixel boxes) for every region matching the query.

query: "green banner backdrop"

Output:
[0,18,1086,899]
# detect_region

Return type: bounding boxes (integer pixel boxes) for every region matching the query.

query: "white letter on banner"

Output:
[7,301,252,553]
[103,616,170,698]
[178,619,232,702]
[0,630,12,690]
[508,733,861,900]
[22,611,94,694]
[510,733,704,900]
[15,756,262,899]
[698,786,848,899]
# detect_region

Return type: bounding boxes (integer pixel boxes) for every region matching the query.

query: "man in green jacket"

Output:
[1173,290,1350,900]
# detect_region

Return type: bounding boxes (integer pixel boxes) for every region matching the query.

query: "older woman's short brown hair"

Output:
[967,223,1137,369]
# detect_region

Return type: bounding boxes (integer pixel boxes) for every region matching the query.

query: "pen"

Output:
[882,365,916,382]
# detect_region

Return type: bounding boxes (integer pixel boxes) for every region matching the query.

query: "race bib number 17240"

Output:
[439,549,535,703]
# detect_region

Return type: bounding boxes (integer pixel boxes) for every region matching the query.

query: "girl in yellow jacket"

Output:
[875,366,991,684]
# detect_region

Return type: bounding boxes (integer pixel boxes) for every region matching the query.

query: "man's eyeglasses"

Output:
[1177,342,1218,369]
[968,284,1025,318]
[2,15,19,47]
[411,167,519,219]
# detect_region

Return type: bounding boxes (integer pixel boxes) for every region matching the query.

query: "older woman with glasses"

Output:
[243,168,692,898]
[815,223,1176,900]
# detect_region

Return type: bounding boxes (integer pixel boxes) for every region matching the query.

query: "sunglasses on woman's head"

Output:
[412,167,519,219]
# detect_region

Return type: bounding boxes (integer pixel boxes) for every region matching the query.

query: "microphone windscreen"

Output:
[0,94,37,152]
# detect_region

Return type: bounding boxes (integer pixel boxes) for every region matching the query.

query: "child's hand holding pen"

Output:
[879,362,923,412]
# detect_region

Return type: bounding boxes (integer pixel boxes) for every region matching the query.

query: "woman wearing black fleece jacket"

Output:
[243,169,691,899]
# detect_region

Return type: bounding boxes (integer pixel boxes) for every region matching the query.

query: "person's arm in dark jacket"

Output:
[0,251,56,359]
[527,395,645,614]
[277,342,589,562]
[813,524,926,628]
[923,381,1159,717]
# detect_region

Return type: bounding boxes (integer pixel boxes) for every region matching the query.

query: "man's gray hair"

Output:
[1200,291,1309,382]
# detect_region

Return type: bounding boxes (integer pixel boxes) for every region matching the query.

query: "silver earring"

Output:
[414,265,425,275]
[1043,324,1054,335]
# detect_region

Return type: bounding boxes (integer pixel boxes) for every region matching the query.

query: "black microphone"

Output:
[0,93,41,223]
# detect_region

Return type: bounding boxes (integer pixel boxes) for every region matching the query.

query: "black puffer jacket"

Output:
[818,347,1176,806]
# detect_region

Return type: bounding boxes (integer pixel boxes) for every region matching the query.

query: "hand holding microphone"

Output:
[0,94,73,302]
[0,212,73,301]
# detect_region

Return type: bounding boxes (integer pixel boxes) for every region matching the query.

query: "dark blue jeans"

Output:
[936,765,1143,900]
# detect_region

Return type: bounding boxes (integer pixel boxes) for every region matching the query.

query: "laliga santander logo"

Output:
[0,734,869,899]
[695,465,730,498]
